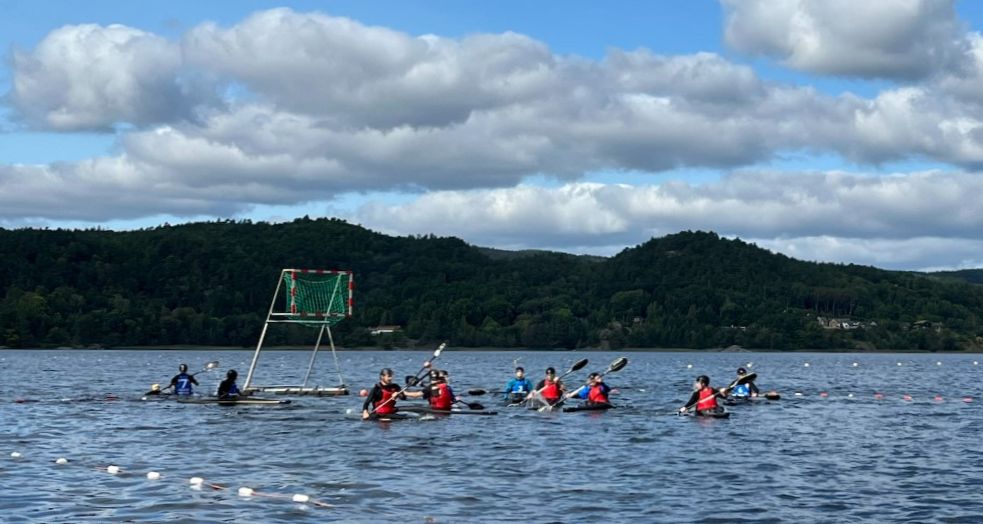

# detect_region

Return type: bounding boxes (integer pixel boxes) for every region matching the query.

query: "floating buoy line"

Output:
[5,450,334,510]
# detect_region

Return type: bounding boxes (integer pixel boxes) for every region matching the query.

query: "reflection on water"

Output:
[2,349,983,523]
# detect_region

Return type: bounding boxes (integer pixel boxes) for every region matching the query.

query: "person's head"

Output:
[227,369,238,381]
[439,369,449,381]
[515,367,525,379]
[588,372,601,384]
[545,367,556,379]
[737,367,747,376]
[694,375,710,390]
[179,363,188,373]
[430,369,443,383]
[379,368,394,384]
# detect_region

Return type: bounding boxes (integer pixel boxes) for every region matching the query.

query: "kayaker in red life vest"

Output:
[423,369,457,411]
[529,367,565,405]
[679,375,726,415]
[574,373,611,405]
[362,368,423,419]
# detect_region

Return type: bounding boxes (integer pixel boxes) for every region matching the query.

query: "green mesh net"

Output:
[282,270,353,326]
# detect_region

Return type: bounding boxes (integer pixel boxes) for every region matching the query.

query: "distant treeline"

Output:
[1,218,982,351]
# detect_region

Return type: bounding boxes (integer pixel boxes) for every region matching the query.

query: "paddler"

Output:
[423,369,456,411]
[362,368,422,419]
[170,363,199,396]
[217,369,241,400]
[572,372,611,405]
[503,366,534,404]
[529,367,565,405]
[679,375,726,416]
[728,367,759,399]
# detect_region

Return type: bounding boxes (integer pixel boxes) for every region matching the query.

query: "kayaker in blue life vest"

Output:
[729,367,759,399]
[217,369,240,400]
[170,363,199,395]
[503,367,534,403]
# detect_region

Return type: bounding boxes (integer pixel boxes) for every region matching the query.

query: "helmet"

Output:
[227,369,238,380]
[179,363,188,373]
[696,375,710,386]
[379,368,394,378]
[737,367,747,375]
[515,366,525,373]
[546,367,556,375]
[429,369,442,382]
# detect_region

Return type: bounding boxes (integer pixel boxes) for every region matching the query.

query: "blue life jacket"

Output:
[228,382,240,396]
[175,373,194,395]
[731,383,750,397]
[504,378,532,398]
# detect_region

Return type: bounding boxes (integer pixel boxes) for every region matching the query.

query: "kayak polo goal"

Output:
[242,269,353,397]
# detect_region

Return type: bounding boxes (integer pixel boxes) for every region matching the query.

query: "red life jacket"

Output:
[373,384,398,415]
[696,386,718,411]
[429,383,454,410]
[587,383,609,404]
[540,380,561,401]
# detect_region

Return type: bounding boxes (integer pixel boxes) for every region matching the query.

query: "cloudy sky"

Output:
[3,0,983,271]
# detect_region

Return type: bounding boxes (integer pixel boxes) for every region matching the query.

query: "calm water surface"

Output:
[2,349,982,523]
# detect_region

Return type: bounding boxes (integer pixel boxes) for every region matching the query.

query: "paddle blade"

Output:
[434,342,447,358]
[569,358,589,373]
[466,401,484,410]
[205,361,219,370]
[605,357,629,374]
[467,388,488,396]
[405,375,419,387]
[728,372,758,389]
[764,391,781,400]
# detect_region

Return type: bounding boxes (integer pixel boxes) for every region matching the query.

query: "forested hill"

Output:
[2,218,982,351]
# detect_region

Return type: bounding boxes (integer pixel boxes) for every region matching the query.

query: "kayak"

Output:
[562,402,614,413]
[177,397,292,406]
[400,406,498,416]
[694,409,730,418]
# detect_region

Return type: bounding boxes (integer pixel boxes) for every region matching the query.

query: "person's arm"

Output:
[575,386,588,399]
[503,379,516,399]
[190,375,199,386]
[749,382,760,396]
[680,391,700,412]
[362,385,381,414]
[170,375,179,387]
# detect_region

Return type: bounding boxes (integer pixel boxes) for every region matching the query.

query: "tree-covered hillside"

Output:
[1,218,981,350]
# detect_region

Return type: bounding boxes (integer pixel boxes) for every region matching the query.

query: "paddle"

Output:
[454,399,485,410]
[146,361,219,395]
[369,342,446,416]
[526,358,589,407]
[678,372,757,414]
[467,388,488,396]
[561,357,629,402]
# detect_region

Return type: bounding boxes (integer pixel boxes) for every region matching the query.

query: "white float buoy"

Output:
[686,364,692,369]
[147,471,160,480]
[803,363,810,367]
[746,363,753,368]
[848,393,854,398]
[974,361,979,366]
[106,465,120,475]
[189,477,204,486]
[292,494,310,503]
[10,452,22,458]
[794,392,803,397]
[852,362,858,367]
[937,361,942,366]
[238,487,254,497]
[897,362,903,366]
[345,408,353,415]
[55,457,68,465]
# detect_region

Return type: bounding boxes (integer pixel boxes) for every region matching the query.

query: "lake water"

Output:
[2,349,982,523]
